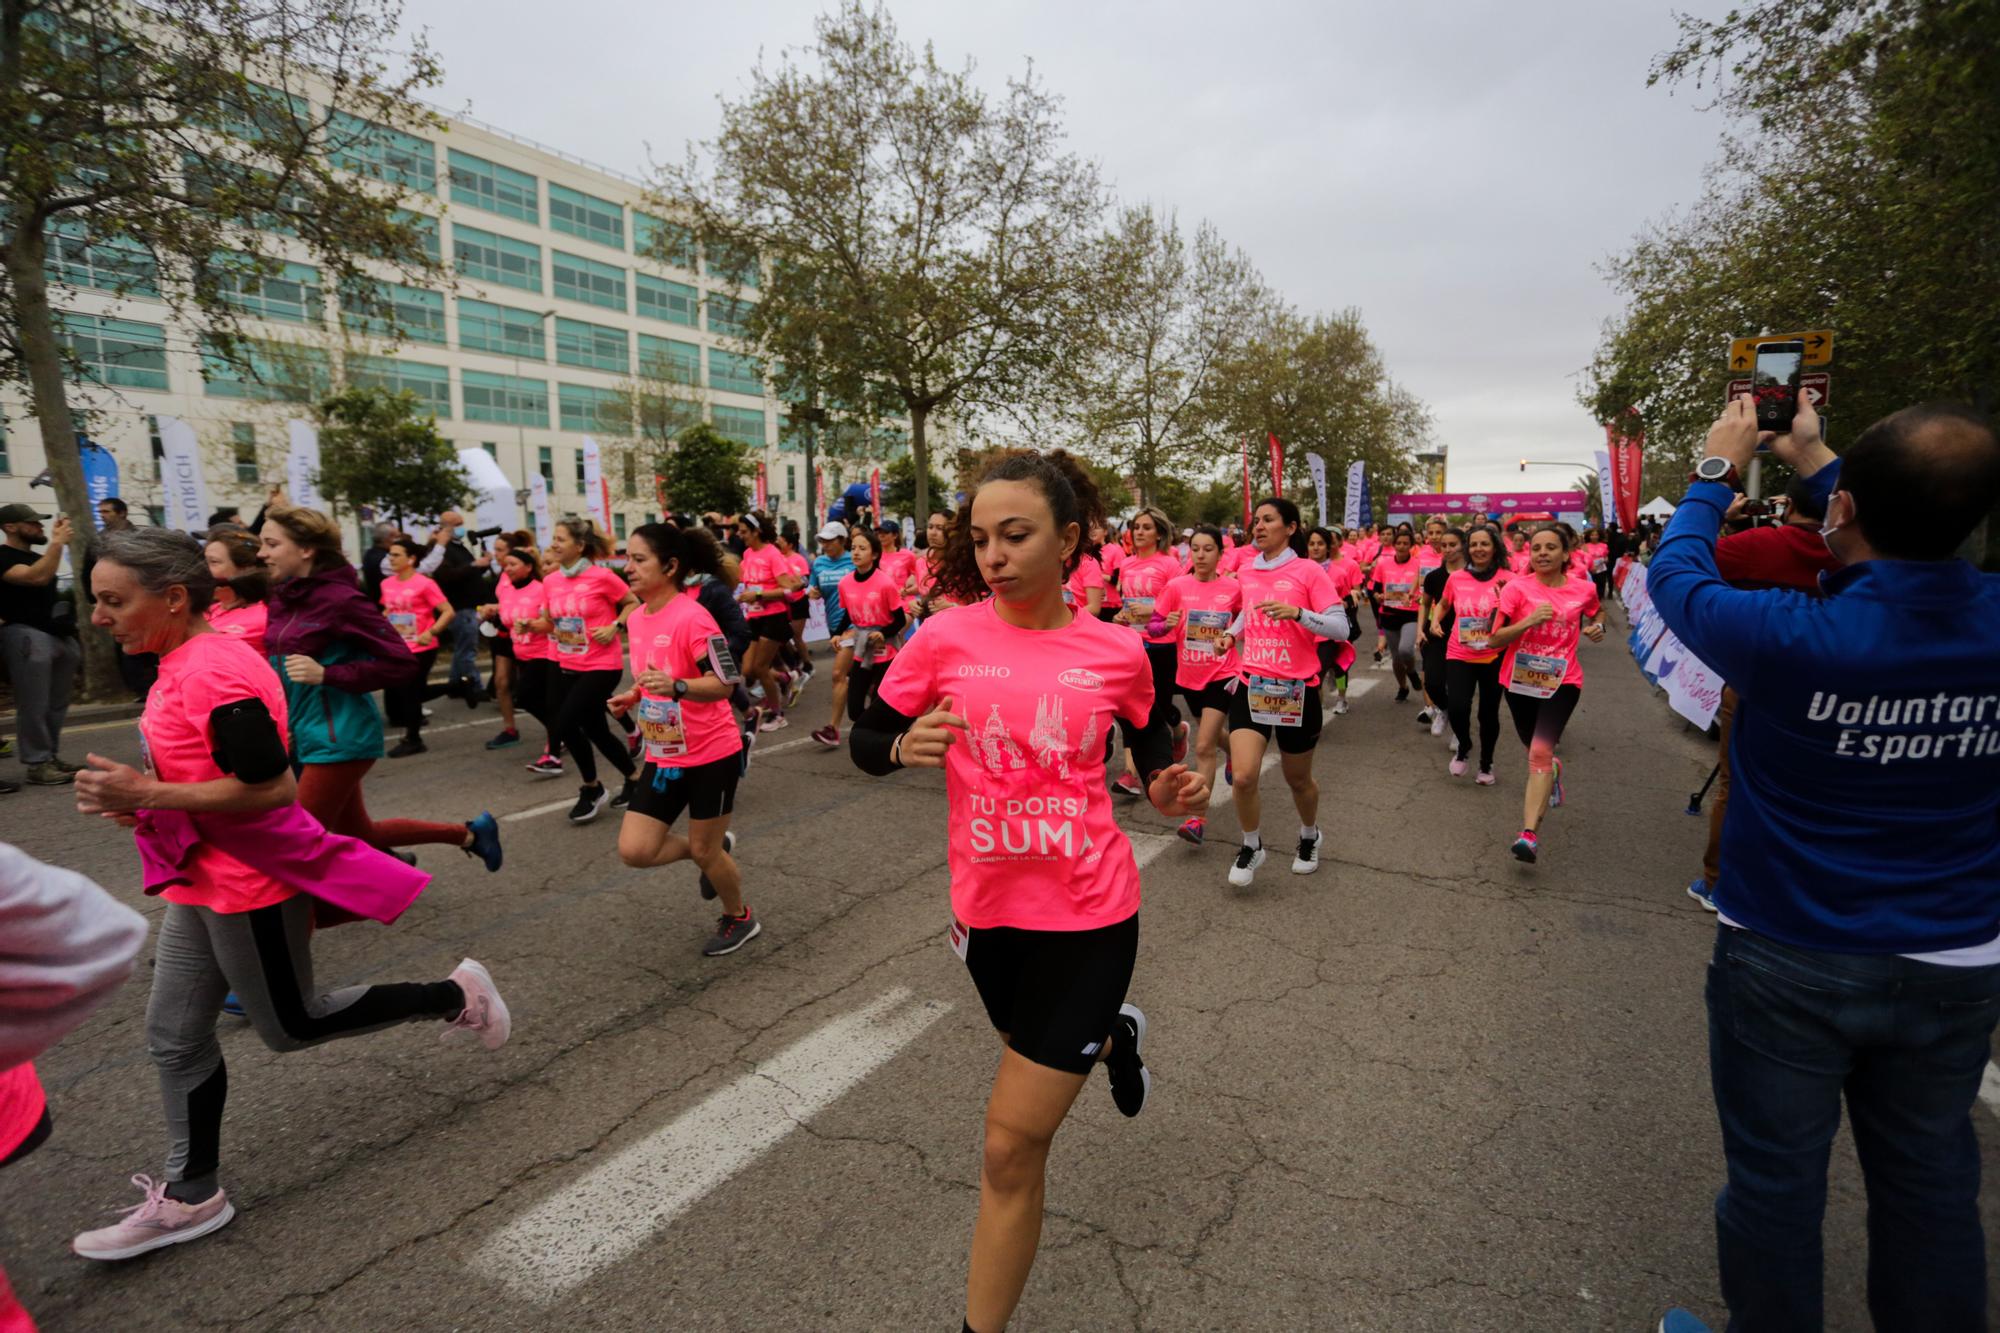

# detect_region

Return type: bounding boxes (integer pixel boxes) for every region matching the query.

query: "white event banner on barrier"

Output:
[529,473,552,546]
[156,416,209,532]
[1619,563,1725,729]
[581,437,610,531]
[286,419,323,510]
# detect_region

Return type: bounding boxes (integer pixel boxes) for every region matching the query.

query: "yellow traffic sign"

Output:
[1729,330,1834,371]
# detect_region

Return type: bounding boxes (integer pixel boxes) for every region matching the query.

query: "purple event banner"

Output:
[1385,490,1588,514]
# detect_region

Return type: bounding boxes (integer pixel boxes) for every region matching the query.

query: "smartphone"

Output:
[1752,340,1805,432]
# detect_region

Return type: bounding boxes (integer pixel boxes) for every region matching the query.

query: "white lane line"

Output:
[501,798,576,823]
[753,734,820,758]
[473,987,949,1302]
[1128,831,1179,869]
[1982,1062,2000,1113]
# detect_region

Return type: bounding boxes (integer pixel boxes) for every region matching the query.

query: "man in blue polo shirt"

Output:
[1649,392,2000,1333]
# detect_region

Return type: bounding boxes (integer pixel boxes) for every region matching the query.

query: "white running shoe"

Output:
[1330,696,1350,716]
[1291,833,1321,875]
[1227,844,1267,887]
[1430,713,1448,736]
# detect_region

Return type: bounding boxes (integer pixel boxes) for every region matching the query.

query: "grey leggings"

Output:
[148,896,462,1189]
[1381,617,1420,675]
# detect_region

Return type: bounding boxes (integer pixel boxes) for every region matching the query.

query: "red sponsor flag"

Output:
[869,467,881,523]
[1267,432,1284,497]
[1239,436,1253,530]
[654,473,667,514]
[755,461,768,512]
[1606,417,1644,530]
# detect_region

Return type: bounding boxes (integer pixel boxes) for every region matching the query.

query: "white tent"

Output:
[1638,496,1677,519]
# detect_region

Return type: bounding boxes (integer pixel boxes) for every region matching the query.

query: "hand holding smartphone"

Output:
[1752,340,1805,434]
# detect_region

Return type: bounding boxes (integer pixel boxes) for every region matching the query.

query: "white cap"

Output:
[816,521,848,542]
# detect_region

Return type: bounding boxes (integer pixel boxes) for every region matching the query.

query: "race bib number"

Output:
[947,918,970,963]
[1061,586,1076,607]
[1247,674,1306,727]
[1183,608,1231,658]
[1508,651,1568,699]
[1455,613,1493,651]
[1591,559,1608,573]
[553,614,588,655]
[387,610,419,642]
[852,624,881,668]
[1124,595,1155,628]
[1386,580,1418,609]
[637,696,689,763]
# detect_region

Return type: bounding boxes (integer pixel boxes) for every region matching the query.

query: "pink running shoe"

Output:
[810,724,840,749]
[441,958,511,1051]
[1476,768,1497,786]
[758,711,789,733]
[73,1175,235,1261]
[1176,817,1205,846]
[1448,756,1468,778]
[1113,771,1143,798]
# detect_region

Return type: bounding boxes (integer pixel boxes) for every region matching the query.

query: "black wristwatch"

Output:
[1691,456,1740,487]
[671,677,689,700]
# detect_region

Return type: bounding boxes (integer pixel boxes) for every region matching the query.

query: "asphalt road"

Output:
[4,614,1997,1331]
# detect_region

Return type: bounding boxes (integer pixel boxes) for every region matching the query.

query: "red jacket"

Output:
[1714,523,1841,593]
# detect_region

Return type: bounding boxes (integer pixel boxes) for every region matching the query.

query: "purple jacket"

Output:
[263,559,418,694]
[134,805,429,927]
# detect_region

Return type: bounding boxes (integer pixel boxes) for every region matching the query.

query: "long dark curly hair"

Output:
[932,449,1106,606]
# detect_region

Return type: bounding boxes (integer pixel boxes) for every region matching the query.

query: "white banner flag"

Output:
[458,447,520,536]
[1342,461,1365,529]
[529,472,552,546]
[1306,453,1329,525]
[580,437,610,531]
[286,419,323,510]
[156,416,210,533]
[1595,447,1616,525]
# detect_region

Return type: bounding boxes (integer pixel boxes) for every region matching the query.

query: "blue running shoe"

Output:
[1658,1311,1712,1333]
[1687,878,1718,913]
[220,993,245,1018]
[462,811,503,873]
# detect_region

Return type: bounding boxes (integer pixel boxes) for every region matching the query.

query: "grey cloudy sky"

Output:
[406,0,1737,493]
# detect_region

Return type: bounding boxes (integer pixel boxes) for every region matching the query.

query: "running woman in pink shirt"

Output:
[543,519,639,823]
[849,450,1207,1333]
[734,513,797,732]
[1484,524,1606,863]
[201,527,268,657]
[378,538,455,758]
[1215,498,1345,887]
[1151,525,1241,845]
[1430,525,1513,783]
[609,524,758,958]
[1110,506,1191,797]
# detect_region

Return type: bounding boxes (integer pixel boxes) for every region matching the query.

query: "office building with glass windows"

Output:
[1,105,893,544]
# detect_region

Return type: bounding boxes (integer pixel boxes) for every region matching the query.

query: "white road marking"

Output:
[473,987,948,1302]
[752,734,820,758]
[501,798,576,823]
[1982,1062,2000,1113]
[1128,831,1179,869]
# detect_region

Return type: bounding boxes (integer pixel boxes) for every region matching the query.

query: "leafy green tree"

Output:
[1582,0,2000,517]
[881,453,949,518]
[313,384,468,524]
[0,0,442,691]
[657,423,751,516]
[654,2,1105,531]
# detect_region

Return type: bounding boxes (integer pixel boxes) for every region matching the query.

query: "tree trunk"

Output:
[910,404,931,532]
[2,218,122,699]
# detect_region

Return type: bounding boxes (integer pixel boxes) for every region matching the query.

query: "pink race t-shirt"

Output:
[1116,552,1182,643]
[1154,573,1241,689]
[1063,552,1106,610]
[838,567,905,663]
[545,563,630,672]
[1097,544,1125,609]
[1497,576,1601,692]
[783,551,811,606]
[738,543,790,619]
[1369,554,1423,612]
[1234,553,1342,684]
[874,599,1152,931]
[1324,554,1363,600]
[1441,568,1513,664]
[205,600,268,657]
[1508,547,1534,574]
[626,592,741,769]
[379,573,448,646]
[1220,543,1258,576]
[142,633,296,913]
[1417,546,1443,572]
[496,575,549,661]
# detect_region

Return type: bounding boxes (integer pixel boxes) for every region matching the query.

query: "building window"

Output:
[705,241,760,289]
[211,251,323,325]
[633,213,697,269]
[707,347,762,397]
[612,512,628,541]
[786,464,796,501]
[328,111,435,193]
[558,383,629,434]
[146,504,166,527]
[573,447,586,492]
[60,313,170,390]
[346,355,452,419]
[549,183,624,250]
[182,152,310,237]
[538,446,554,485]
[621,451,637,499]
[392,210,441,262]
[634,273,698,327]
[207,79,308,145]
[0,413,9,475]
[552,251,626,312]
[340,279,445,344]
[454,224,542,294]
[148,415,163,479]
[231,422,259,483]
[447,149,538,224]
[637,334,699,385]
[458,298,547,360]
[462,370,547,427]
[554,318,630,374]
[46,218,160,296]
[711,405,765,447]
[706,293,751,339]
[199,337,330,402]
[481,441,497,456]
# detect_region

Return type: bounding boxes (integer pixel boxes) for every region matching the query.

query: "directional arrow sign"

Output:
[1730,330,1835,369]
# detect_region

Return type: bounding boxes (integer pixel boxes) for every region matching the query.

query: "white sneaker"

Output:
[440,958,511,1051]
[1291,833,1321,875]
[1416,707,1434,725]
[1330,696,1350,716]
[1227,844,1266,887]
[1430,713,1448,736]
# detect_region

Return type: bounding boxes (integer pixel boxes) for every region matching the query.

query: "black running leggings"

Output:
[1504,683,1582,772]
[1445,658,1503,769]
[384,647,448,741]
[551,666,636,786]
[1142,640,1181,734]
[846,661,885,724]
[513,657,559,753]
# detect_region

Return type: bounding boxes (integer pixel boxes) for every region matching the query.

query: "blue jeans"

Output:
[1705,924,2000,1331]
[447,612,481,695]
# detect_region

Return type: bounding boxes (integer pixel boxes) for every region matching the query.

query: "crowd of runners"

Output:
[10,451,1641,1333]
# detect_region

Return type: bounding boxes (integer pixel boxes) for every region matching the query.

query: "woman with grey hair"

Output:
[66,527,513,1263]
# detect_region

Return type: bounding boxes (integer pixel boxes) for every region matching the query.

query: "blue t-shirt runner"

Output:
[810,551,856,634]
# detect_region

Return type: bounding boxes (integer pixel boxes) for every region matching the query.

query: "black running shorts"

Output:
[747,614,792,643]
[625,755,740,826]
[957,913,1138,1075]
[1178,679,1233,720]
[1226,679,1324,754]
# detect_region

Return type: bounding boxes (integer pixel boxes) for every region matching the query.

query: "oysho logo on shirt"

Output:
[957,664,1011,677]
[1058,668,1104,692]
